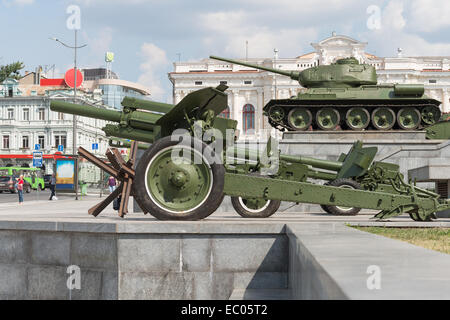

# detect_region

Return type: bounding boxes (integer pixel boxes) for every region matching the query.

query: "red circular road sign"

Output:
[65,68,83,88]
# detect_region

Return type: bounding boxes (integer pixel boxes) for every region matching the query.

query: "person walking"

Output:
[17,175,24,205]
[49,173,57,201]
[108,176,117,193]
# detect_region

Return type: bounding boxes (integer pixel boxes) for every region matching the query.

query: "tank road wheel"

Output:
[397,107,421,130]
[371,107,396,130]
[316,108,340,130]
[231,197,281,218]
[133,136,225,221]
[287,108,313,131]
[268,106,285,123]
[345,107,370,131]
[421,105,441,125]
[322,179,362,216]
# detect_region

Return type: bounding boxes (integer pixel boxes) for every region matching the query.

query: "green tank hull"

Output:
[210,56,442,132]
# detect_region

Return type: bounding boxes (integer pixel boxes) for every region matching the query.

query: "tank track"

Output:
[265,99,442,131]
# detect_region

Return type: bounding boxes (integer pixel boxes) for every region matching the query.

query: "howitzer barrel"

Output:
[109,138,150,150]
[50,100,122,122]
[121,97,174,114]
[50,100,161,130]
[228,147,343,172]
[280,154,343,172]
[210,55,299,80]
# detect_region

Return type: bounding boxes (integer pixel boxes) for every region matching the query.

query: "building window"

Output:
[2,136,10,149]
[38,108,45,121]
[218,107,231,119]
[55,135,67,149]
[195,81,203,85]
[58,112,65,120]
[244,80,252,85]
[7,109,14,119]
[38,136,45,149]
[429,79,437,84]
[242,104,255,132]
[22,136,29,149]
[23,108,29,121]
[220,81,228,85]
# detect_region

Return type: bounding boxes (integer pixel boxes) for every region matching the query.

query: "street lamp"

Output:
[49,32,87,200]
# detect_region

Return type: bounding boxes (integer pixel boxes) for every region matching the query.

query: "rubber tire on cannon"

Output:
[133,136,225,221]
[320,179,362,216]
[231,196,281,218]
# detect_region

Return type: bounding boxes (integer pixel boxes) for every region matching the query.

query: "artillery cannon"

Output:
[50,86,450,221]
[210,55,442,132]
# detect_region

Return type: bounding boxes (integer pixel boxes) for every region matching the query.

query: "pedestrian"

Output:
[49,173,57,201]
[17,175,24,205]
[108,176,117,193]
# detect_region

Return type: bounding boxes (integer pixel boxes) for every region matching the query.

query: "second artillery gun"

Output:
[210,55,443,132]
[50,86,450,221]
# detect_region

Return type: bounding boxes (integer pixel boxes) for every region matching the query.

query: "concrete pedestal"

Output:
[0,199,449,300]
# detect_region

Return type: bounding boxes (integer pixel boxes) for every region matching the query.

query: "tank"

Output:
[210,55,442,132]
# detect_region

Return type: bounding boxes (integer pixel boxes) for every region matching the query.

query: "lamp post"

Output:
[274,48,279,99]
[49,31,87,200]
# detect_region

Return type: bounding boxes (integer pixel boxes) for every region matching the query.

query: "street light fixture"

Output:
[49,32,87,200]
[274,48,279,99]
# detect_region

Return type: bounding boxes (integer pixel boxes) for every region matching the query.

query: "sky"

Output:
[1,0,450,102]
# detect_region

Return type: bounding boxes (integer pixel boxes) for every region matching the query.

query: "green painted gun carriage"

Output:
[50,85,450,221]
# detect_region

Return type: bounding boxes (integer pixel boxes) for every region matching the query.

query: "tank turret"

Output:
[209,55,441,132]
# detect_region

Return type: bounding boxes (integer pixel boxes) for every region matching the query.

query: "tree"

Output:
[0,62,25,83]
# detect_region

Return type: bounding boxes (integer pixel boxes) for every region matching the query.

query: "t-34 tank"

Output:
[210,55,442,132]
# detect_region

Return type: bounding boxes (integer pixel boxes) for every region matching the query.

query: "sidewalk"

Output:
[0,196,448,226]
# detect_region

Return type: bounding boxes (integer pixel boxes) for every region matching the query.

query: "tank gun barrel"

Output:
[210,55,300,81]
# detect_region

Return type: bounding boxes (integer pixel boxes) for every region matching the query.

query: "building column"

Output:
[232,90,240,130]
[257,88,264,132]
[443,90,449,114]
[175,91,182,104]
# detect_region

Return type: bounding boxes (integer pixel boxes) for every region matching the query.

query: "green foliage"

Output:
[354,226,450,254]
[0,61,25,83]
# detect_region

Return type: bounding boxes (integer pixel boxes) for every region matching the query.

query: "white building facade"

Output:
[169,33,450,139]
[0,85,109,183]
[0,66,151,185]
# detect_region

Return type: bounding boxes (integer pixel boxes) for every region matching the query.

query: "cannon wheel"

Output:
[133,136,225,221]
[231,196,281,218]
[321,179,362,216]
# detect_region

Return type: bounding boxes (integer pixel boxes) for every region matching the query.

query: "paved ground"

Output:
[0,189,75,204]
[0,195,448,227]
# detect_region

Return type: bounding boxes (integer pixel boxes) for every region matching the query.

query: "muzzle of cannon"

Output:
[50,100,161,143]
